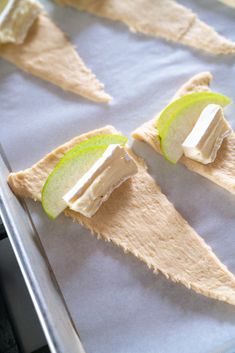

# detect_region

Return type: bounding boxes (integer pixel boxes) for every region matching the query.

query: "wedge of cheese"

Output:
[8,125,235,305]
[0,12,111,102]
[132,72,235,195]
[182,104,232,164]
[63,144,138,218]
[0,0,42,44]
[56,0,235,55]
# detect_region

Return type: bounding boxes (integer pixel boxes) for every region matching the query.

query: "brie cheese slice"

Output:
[63,144,138,217]
[0,0,42,44]
[182,104,232,164]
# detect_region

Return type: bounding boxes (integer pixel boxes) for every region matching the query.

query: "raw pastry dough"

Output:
[132,72,235,195]
[0,12,111,102]
[8,125,235,305]
[56,0,235,55]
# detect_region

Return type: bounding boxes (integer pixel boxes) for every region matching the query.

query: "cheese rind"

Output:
[0,0,42,44]
[63,144,138,217]
[182,104,232,164]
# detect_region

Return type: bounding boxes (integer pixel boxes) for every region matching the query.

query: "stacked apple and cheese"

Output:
[42,134,138,219]
[156,92,232,164]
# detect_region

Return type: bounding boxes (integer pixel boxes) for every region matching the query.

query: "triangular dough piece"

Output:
[56,0,235,55]
[132,72,235,195]
[8,125,235,305]
[0,13,111,102]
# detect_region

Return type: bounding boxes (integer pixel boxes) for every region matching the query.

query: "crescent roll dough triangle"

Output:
[0,13,111,103]
[56,0,235,55]
[7,125,235,305]
[132,72,235,195]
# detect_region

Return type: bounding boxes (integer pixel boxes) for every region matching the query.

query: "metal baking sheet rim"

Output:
[0,150,86,353]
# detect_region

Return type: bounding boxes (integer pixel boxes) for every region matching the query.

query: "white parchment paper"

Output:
[1,1,235,352]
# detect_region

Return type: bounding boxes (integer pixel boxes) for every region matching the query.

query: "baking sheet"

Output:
[1,0,235,352]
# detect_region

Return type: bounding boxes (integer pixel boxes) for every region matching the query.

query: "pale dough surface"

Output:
[7,125,235,305]
[57,0,235,55]
[0,13,111,102]
[132,72,235,196]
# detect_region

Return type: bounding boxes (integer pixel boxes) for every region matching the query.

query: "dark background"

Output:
[0,220,50,353]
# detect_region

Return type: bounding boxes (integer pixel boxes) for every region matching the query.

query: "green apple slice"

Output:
[42,134,128,219]
[156,92,231,163]
[60,134,128,160]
